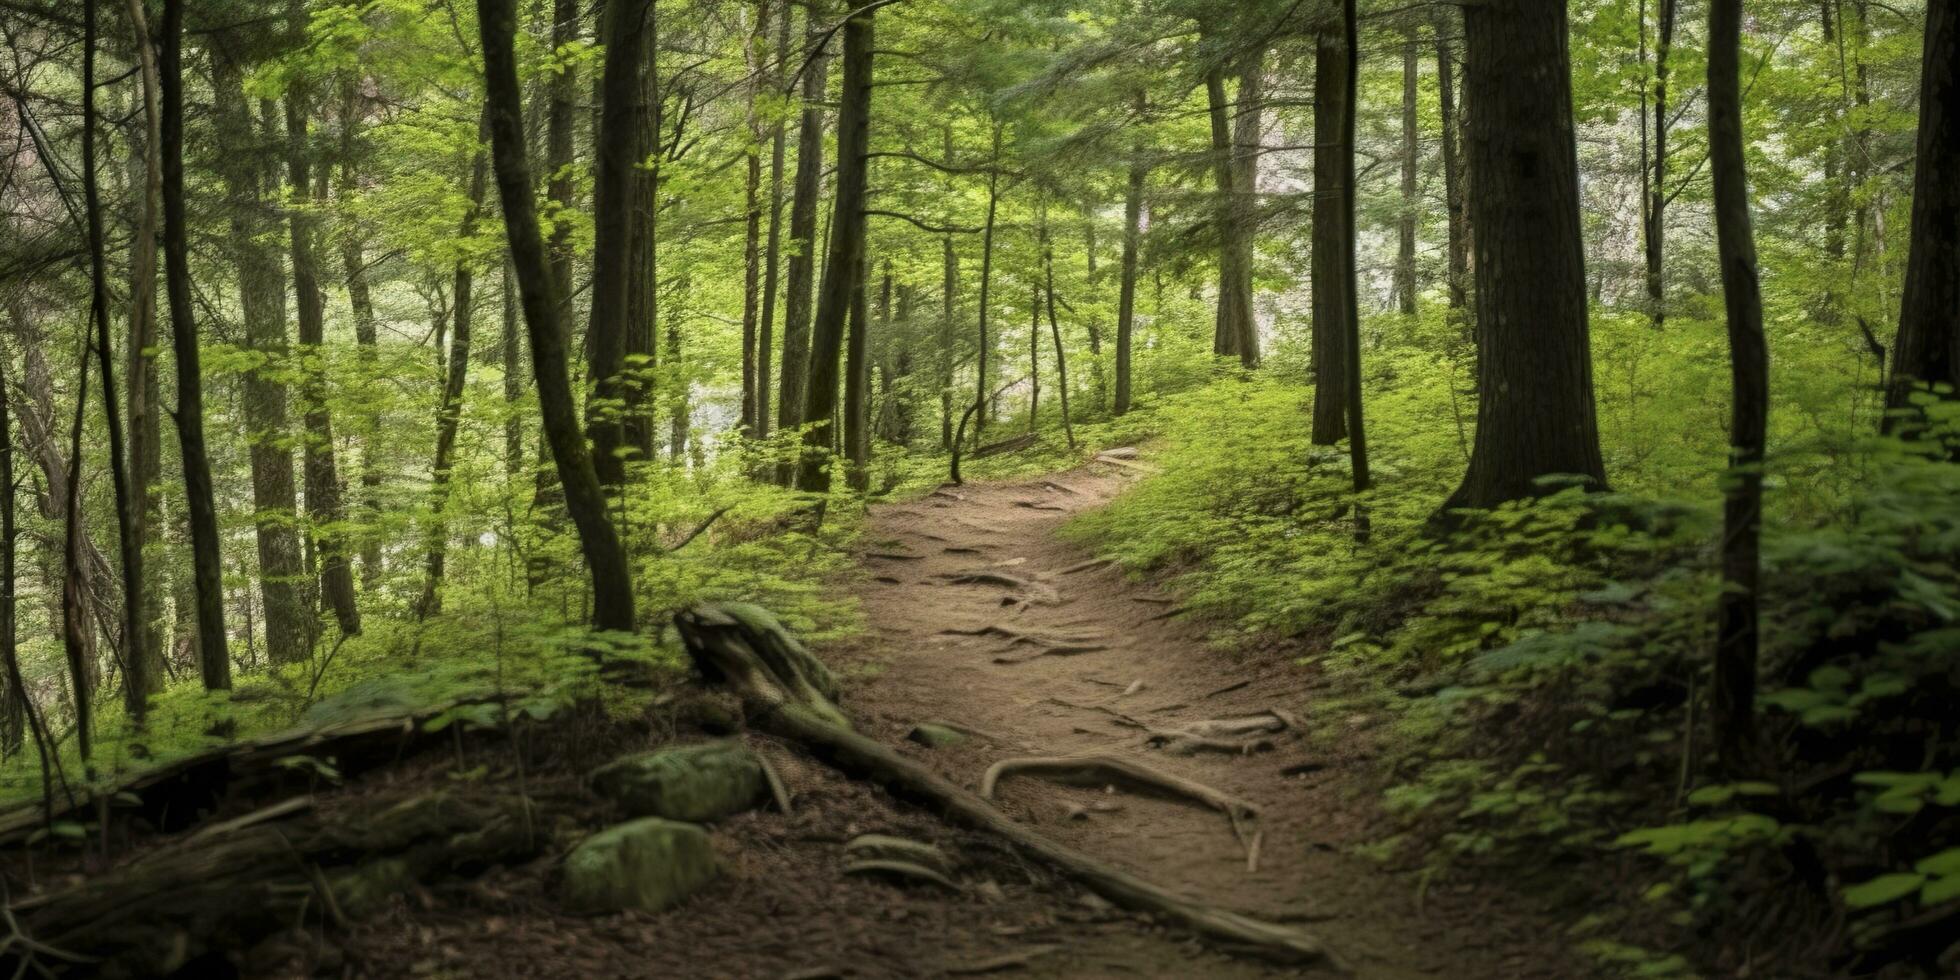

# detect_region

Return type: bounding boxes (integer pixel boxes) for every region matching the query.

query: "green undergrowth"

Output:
[0,447,864,818]
[1067,315,1960,978]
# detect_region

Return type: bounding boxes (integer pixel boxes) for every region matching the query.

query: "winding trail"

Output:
[838,464,1574,978]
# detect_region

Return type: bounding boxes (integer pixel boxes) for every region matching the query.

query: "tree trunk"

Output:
[1443,0,1607,511]
[939,126,959,450]
[160,0,229,689]
[547,0,579,296]
[1436,16,1470,330]
[794,7,874,494]
[1341,0,1371,540]
[479,0,636,633]
[214,51,308,667]
[503,263,524,477]
[844,257,871,491]
[1043,217,1077,450]
[1394,28,1419,316]
[418,125,491,618]
[124,0,167,705]
[1204,64,1256,365]
[1228,51,1263,367]
[973,124,1002,447]
[1641,0,1677,331]
[1115,97,1144,417]
[755,0,790,440]
[776,0,831,471]
[624,41,660,460]
[1310,30,1353,447]
[82,0,147,720]
[286,5,360,638]
[1708,0,1766,769]
[338,74,386,590]
[0,360,26,757]
[739,0,768,438]
[1885,4,1960,422]
[587,0,652,487]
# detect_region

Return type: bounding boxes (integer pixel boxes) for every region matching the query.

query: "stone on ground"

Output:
[562,818,718,914]
[906,722,967,749]
[590,741,766,823]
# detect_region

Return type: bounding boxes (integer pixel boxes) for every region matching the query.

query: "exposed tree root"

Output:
[1060,557,1114,575]
[675,604,1337,969]
[1013,500,1068,512]
[843,859,963,892]
[992,644,1109,664]
[864,551,925,562]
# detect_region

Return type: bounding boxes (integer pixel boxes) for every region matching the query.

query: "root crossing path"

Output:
[841,466,1574,979]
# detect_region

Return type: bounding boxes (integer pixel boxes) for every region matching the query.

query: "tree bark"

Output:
[1042,216,1076,450]
[338,74,386,590]
[1115,95,1144,417]
[124,0,167,704]
[161,0,229,689]
[794,7,874,494]
[739,0,769,439]
[1708,0,1766,769]
[82,0,148,720]
[418,121,492,618]
[587,0,652,486]
[1310,30,1353,447]
[1436,16,1470,330]
[1443,0,1607,511]
[1641,0,1678,330]
[776,0,831,471]
[755,0,790,440]
[214,50,309,666]
[1885,4,1960,422]
[480,0,637,633]
[939,124,959,450]
[624,39,660,460]
[1393,29,1419,315]
[286,2,361,638]
[844,257,871,491]
[1204,60,1258,367]
[973,123,1002,447]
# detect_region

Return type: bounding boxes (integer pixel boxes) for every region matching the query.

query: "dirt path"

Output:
[837,465,1576,979]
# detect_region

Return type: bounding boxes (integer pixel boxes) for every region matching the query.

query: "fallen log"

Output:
[972,432,1039,459]
[4,789,538,978]
[674,604,1338,969]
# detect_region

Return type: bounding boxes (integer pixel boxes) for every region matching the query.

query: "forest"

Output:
[0,0,1951,975]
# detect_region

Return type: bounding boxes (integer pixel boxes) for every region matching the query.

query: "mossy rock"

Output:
[590,741,766,823]
[561,818,717,914]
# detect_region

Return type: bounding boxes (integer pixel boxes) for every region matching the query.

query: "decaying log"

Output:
[674,603,1337,968]
[972,432,1039,459]
[4,790,538,978]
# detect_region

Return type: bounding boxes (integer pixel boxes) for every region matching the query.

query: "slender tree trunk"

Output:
[1028,281,1041,428]
[1043,218,1077,450]
[1444,0,1607,511]
[418,124,491,618]
[161,0,229,689]
[738,0,768,438]
[1204,66,1243,363]
[82,0,147,720]
[844,257,871,491]
[547,0,579,297]
[756,0,790,440]
[504,263,524,476]
[480,0,636,633]
[215,51,308,666]
[1708,0,1766,769]
[624,42,659,460]
[1394,28,1419,316]
[0,359,24,756]
[1115,97,1144,417]
[974,123,1002,447]
[1885,4,1959,421]
[286,4,360,637]
[1311,30,1354,446]
[1341,0,1370,540]
[1436,16,1470,329]
[939,127,959,450]
[1228,51,1263,366]
[338,75,386,590]
[776,0,830,471]
[794,6,874,494]
[587,0,652,486]
[124,0,167,704]
[1642,0,1678,330]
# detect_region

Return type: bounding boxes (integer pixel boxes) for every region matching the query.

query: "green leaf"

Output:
[1921,875,1960,906]
[1843,873,1926,909]
[1913,848,1960,877]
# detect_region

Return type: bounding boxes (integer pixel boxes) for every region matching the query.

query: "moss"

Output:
[561,818,718,914]
[589,742,766,823]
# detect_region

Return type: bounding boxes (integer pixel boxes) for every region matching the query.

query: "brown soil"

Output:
[328,465,1586,979]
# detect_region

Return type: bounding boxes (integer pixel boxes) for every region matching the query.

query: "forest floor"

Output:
[333,464,1588,978]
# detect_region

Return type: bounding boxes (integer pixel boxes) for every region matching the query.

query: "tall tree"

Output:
[1443,0,1607,511]
[1886,3,1959,421]
[161,0,229,690]
[1393,25,1419,316]
[1435,13,1470,327]
[1204,51,1260,368]
[480,0,637,632]
[794,5,874,494]
[776,1,831,470]
[1310,26,1354,446]
[82,0,148,719]
[1640,0,1679,330]
[214,50,308,666]
[123,0,167,703]
[338,73,387,589]
[588,0,653,486]
[1708,0,1767,767]
[287,0,360,636]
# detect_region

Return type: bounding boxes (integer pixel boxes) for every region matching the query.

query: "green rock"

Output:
[906,723,967,749]
[590,741,766,823]
[562,818,718,914]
